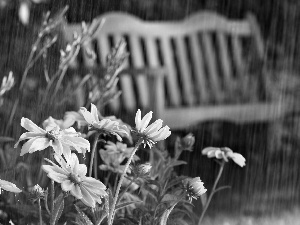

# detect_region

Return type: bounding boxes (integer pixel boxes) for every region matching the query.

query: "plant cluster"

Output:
[0,8,246,225]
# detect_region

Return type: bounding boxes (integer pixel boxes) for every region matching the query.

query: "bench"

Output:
[61,11,293,130]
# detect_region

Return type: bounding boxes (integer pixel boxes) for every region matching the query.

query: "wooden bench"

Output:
[61,11,293,130]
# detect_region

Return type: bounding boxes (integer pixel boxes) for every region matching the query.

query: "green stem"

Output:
[38,198,43,225]
[89,133,100,177]
[198,161,225,225]
[107,139,143,225]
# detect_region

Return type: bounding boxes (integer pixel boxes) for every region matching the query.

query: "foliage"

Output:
[0,7,246,225]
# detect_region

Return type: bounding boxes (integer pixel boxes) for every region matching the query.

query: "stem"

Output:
[89,133,100,177]
[105,171,112,187]
[116,177,136,205]
[53,66,68,98]
[50,153,55,214]
[38,198,43,225]
[107,139,143,225]
[198,161,225,225]
[50,180,55,214]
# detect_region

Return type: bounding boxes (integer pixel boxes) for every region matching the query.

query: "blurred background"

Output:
[1,0,300,224]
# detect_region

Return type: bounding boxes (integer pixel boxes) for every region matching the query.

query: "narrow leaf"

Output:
[50,193,64,225]
[75,205,93,225]
[115,200,143,211]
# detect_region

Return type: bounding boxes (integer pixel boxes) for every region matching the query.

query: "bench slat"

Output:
[144,37,165,116]
[161,37,181,106]
[163,102,292,129]
[129,36,149,109]
[202,33,222,102]
[175,37,195,105]
[232,35,245,78]
[190,34,209,103]
[217,32,232,92]
[98,12,252,37]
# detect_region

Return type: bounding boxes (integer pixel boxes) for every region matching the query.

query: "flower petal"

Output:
[42,165,67,175]
[21,117,46,134]
[90,103,100,123]
[14,132,45,148]
[51,140,64,155]
[0,179,22,193]
[61,180,74,192]
[80,186,96,208]
[202,147,218,155]
[135,109,142,130]
[47,172,68,183]
[70,184,82,199]
[139,111,153,132]
[80,107,94,124]
[144,119,163,136]
[229,152,246,167]
[20,137,50,156]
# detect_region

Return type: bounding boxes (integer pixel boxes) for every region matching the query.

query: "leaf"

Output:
[165,176,188,192]
[116,200,143,211]
[169,160,187,167]
[75,205,93,225]
[50,193,65,225]
[159,204,177,225]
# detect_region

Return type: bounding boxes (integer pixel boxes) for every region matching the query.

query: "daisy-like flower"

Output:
[15,117,90,159]
[42,153,107,208]
[29,184,46,202]
[130,163,152,178]
[80,104,129,141]
[183,177,207,201]
[202,147,246,167]
[0,179,22,194]
[99,141,139,173]
[134,109,171,148]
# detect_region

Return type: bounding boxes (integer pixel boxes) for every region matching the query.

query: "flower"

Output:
[42,153,107,208]
[183,177,206,201]
[202,147,246,167]
[99,141,139,173]
[15,117,90,159]
[0,71,14,96]
[0,179,22,194]
[130,163,152,178]
[180,133,195,151]
[29,184,46,202]
[134,109,171,148]
[80,104,129,141]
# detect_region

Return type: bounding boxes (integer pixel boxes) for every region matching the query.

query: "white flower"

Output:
[42,153,107,208]
[202,147,246,167]
[183,177,206,201]
[80,104,129,141]
[134,109,171,148]
[15,117,90,159]
[0,179,22,194]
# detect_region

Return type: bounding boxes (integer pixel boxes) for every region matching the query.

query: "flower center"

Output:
[45,129,61,141]
[69,173,81,185]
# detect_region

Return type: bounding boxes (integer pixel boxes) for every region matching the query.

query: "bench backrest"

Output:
[62,11,265,116]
